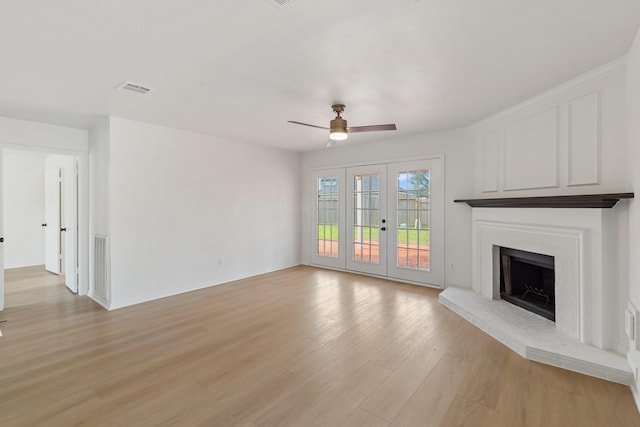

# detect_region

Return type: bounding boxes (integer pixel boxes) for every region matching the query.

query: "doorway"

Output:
[311,157,444,287]
[1,150,79,310]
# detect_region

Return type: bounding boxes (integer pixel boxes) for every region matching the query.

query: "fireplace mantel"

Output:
[454,192,633,208]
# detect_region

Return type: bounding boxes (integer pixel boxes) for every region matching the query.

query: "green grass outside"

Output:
[318,225,429,245]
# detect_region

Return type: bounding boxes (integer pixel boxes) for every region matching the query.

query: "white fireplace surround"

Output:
[440,206,633,384]
[476,220,587,342]
[473,207,618,348]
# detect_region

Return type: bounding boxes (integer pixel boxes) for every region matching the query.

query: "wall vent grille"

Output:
[93,235,109,304]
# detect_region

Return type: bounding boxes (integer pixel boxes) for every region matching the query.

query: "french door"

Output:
[346,165,387,276]
[310,168,346,269]
[387,159,443,285]
[311,158,443,287]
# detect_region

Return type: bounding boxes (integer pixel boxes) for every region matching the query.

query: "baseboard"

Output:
[632,382,640,415]
[88,292,110,310]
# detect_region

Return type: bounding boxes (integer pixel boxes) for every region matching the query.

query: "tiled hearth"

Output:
[440,287,632,384]
[440,204,634,385]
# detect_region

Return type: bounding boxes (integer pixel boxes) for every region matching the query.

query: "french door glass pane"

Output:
[317,176,339,258]
[353,173,380,264]
[397,169,430,270]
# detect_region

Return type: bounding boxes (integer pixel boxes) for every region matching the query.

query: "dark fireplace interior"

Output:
[499,247,555,321]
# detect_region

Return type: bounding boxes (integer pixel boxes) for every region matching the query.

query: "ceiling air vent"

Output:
[264,0,291,9]
[116,81,152,95]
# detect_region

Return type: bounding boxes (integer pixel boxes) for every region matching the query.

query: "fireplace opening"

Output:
[499,247,555,321]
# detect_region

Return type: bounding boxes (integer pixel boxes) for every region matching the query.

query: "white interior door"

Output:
[0,149,4,311]
[62,160,78,293]
[44,168,62,274]
[346,165,387,276]
[310,169,346,269]
[387,158,444,286]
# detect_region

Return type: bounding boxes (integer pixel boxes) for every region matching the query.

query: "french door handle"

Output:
[61,228,67,232]
[380,227,386,231]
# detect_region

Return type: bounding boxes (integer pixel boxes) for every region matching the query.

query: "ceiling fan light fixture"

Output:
[329,117,348,140]
[329,129,348,141]
[288,103,396,146]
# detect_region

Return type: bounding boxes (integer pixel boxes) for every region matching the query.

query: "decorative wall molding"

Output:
[471,58,625,198]
[568,92,600,186]
[479,131,499,192]
[503,108,558,191]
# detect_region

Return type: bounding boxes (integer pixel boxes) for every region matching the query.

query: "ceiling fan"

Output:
[288,104,397,145]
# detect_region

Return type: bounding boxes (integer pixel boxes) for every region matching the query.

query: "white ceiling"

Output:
[1,0,639,152]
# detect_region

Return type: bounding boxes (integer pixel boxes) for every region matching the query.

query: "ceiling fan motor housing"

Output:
[330,117,347,133]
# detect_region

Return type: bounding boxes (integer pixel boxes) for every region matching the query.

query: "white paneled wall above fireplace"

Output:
[472,58,627,197]
[503,107,559,191]
[568,92,600,186]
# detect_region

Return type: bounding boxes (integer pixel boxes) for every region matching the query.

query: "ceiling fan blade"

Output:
[288,121,329,130]
[347,124,397,133]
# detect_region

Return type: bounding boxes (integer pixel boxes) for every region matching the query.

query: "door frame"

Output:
[0,145,89,311]
[307,154,445,288]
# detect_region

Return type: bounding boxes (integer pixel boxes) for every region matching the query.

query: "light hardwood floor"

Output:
[1,265,639,426]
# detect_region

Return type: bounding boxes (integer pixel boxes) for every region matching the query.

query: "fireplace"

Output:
[499,247,555,321]
[467,206,614,346]
[439,195,635,384]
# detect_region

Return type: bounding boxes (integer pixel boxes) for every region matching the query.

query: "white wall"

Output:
[472,59,629,197]
[106,117,301,309]
[0,116,87,153]
[626,28,640,402]
[2,151,45,268]
[88,118,111,307]
[300,128,475,289]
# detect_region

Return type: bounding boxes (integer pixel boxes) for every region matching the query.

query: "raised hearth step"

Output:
[439,286,633,385]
